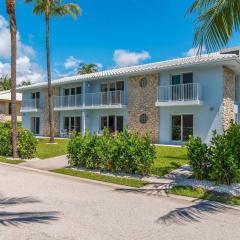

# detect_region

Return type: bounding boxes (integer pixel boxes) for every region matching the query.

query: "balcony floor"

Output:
[54,104,128,111]
[155,100,203,107]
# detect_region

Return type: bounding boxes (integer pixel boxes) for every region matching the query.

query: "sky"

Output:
[0,0,240,84]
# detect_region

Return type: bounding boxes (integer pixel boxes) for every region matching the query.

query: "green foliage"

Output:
[186,122,240,185]
[0,122,12,156]
[17,128,37,159]
[68,128,156,175]
[0,122,37,159]
[185,136,210,180]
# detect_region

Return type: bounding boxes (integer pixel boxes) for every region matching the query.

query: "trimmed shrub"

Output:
[17,128,37,159]
[186,122,240,185]
[0,122,12,156]
[185,136,210,180]
[209,131,240,185]
[0,122,37,159]
[67,128,156,175]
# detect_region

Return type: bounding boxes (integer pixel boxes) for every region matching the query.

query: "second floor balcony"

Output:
[21,99,43,112]
[54,90,126,111]
[156,83,203,107]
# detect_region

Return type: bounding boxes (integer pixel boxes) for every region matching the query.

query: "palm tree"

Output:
[5,0,18,158]
[25,0,81,143]
[0,75,11,91]
[77,63,99,75]
[188,0,240,53]
[19,80,31,86]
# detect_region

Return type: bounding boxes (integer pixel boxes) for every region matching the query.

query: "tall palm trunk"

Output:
[6,0,18,158]
[45,14,54,143]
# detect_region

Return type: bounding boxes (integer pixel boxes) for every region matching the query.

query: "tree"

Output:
[5,0,18,158]
[0,75,11,91]
[188,0,240,53]
[19,80,31,86]
[25,0,81,143]
[77,63,99,75]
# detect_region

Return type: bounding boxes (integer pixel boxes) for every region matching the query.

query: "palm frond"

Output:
[189,0,240,53]
[50,3,81,18]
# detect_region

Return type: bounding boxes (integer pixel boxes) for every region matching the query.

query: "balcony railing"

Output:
[156,83,202,106]
[54,90,125,110]
[21,99,42,112]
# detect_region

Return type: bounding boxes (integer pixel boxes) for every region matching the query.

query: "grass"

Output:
[152,146,189,176]
[0,156,25,165]
[36,138,69,159]
[168,186,240,206]
[52,168,148,188]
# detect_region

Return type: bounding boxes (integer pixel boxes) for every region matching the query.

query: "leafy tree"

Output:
[0,75,11,91]
[25,0,81,143]
[19,80,31,86]
[5,0,18,158]
[77,63,99,75]
[188,0,240,53]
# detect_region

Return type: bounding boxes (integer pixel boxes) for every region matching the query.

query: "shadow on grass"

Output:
[0,196,59,227]
[156,201,228,225]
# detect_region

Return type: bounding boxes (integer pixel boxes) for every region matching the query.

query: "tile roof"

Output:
[17,53,240,91]
[0,90,22,101]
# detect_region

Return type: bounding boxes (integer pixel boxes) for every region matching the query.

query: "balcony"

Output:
[156,83,203,107]
[54,90,126,111]
[21,99,42,112]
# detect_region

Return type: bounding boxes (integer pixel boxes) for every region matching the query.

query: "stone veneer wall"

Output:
[222,66,235,130]
[128,74,159,143]
[43,87,60,137]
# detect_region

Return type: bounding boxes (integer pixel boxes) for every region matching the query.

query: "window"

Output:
[64,116,81,133]
[139,77,148,88]
[100,115,124,133]
[139,114,148,124]
[100,81,124,92]
[32,92,40,108]
[172,115,193,142]
[31,117,40,135]
[8,102,11,115]
[64,86,82,96]
[171,73,193,85]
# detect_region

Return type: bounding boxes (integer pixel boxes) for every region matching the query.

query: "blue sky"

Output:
[0,0,239,83]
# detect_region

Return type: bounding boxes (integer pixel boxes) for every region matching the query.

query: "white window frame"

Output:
[99,115,124,132]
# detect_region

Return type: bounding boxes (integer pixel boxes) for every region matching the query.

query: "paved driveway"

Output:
[0,164,240,240]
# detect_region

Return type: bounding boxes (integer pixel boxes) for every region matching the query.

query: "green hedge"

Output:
[0,122,37,159]
[186,122,240,185]
[68,129,156,175]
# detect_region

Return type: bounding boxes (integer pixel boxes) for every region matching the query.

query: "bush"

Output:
[186,122,240,185]
[185,136,210,180]
[67,128,156,175]
[17,128,37,159]
[0,122,37,159]
[0,122,12,156]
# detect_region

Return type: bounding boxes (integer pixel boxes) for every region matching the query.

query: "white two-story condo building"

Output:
[18,47,240,144]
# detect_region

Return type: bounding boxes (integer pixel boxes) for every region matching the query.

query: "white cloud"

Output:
[0,15,43,84]
[64,56,80,69]
[184,47,206,57]
[113,49,150,67]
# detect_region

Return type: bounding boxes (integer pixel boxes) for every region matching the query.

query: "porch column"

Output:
[82,81,86,107]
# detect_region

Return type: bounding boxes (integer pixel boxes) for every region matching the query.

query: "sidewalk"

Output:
[19,155,68,171]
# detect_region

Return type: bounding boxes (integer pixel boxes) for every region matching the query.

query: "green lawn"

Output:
[36,138,69,159]
[152,146,189,176]
[52,168,147,188]
[168,186,240,206]
[0,156,25,165]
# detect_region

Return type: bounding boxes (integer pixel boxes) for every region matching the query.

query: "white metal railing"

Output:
[54,94,83,109]
[54,90,125,109]
[21,98,42,111]
[235,113,240,123]
[157,83,201,102]
[85,90,124,106]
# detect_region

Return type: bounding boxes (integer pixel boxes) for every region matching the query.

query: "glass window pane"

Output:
[100,84,108,92]
[183,73,193,84]
[108,116,115,133]
[70,117,75,130]
[100,116,108,130]
[116,116,124,132]
[71,88,76,95]
[182,115,193,141]
[117,81,124,91]
[172,115,181,141]
[64,117,69,131]
[64,89,69,96]
[75,117,81,132]
[76,87,82,94]
[172,75,181,85]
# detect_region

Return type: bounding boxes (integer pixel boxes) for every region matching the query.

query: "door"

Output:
[100,83,108,104]
[116,116,124,132]
[31,117,40,135]
[172,115,193,142]
[108,116,115,133]
[32,92,40,108]
[183,73,193,100]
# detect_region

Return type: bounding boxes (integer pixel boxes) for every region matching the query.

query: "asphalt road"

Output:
[0,164,240,240]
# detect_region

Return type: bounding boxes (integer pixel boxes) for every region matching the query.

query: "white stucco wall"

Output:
[159,65,224,144]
